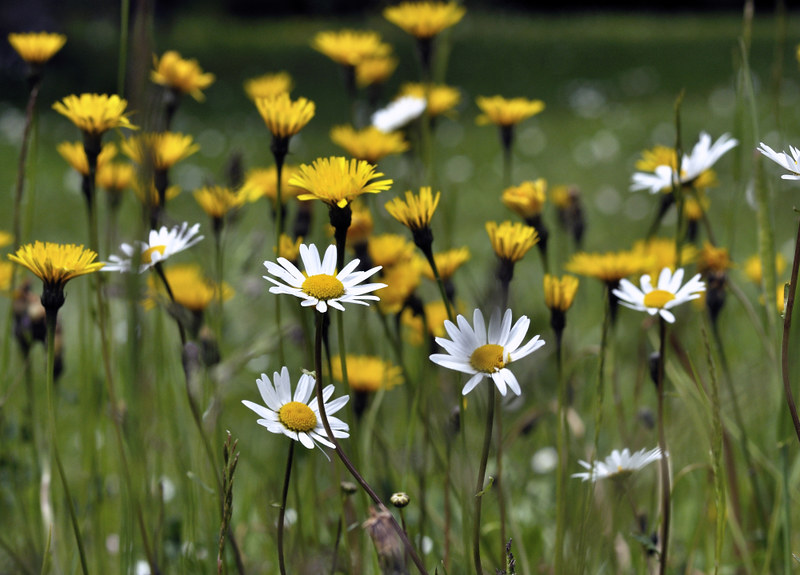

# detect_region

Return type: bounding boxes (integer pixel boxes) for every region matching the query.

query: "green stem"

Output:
[657,317,671,575]
[554,329,566,575]
[278,440,294,575]
[781,216,800,446]
[473,384,495,575]
[117,0,130,95]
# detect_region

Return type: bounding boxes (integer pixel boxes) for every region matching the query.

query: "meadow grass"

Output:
[2,5,800,574]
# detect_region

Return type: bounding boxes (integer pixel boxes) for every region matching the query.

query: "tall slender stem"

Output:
[278,440,294,575]
[657,318,671,575]
[473,384,495,575]
[781,216,800,445]
[554,329,566,575]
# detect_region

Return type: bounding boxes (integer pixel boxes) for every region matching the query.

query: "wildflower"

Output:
[240,165,302,205]
[402,299,459,345]
[502,180,547,220]
[384,1,465,39]
[417,248,470,282]
[312,29,390,67]
[572,447,663,482]
[345,201,374,245]
[757,142,800,180]
[385,186,440,237]
[697,242,731,275]
[630,238,696,278]
[276,234,303,262]
[390,492,410,508]
[290,157,392,209]
[255,93,315,141]
[476,95,544,128]
[263,243,386,313]
[331,355,403,393]
[57,141,117,176]
[368,234,416,268]
[486,221,539,265]
[104,222,204,273]
[330,125,409,164]
[565,250,648,284]
[399,83,461,118]
[193,185,244,223]
[8,32,66,65]
[146,264,232,313]
[430,308,545,396]
[356,56,398,88]
[372,96,427,133]
[743,253,786,285]
[53,93,137,137]
[121,132,199,170]
[132,180,181,207]
[377,261,422,314]
[544,274,579,339]
[613,267,706,323]
[0,262,11,291]
[8,242,104,311]
[151,50,215,101]
[242,367,349,451]
[0,231,13,249]
[244,71,293,101]
[551,184,585,248]
[97,162,135,195]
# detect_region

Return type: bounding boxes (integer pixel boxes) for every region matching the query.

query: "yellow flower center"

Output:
[142,245,167,264]
[643,289,676,309]
[278,401,318,432]
[302,274,345,300]
[470,344,505,373]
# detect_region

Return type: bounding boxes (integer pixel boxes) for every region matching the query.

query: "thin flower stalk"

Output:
[781,218,800,446]
[277,440,294,575]
[656,317,671,575]
[473,383,495,575]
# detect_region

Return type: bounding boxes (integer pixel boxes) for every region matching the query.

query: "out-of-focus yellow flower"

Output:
[122,132,199,170]
[312,29,390,67]
[97,162,135,193]
[743,253,787,285]
[330,125,409,164]
[57,141,117,176]
[240,165,303,205]
[0,262,12,291]
[255,93,315,140]
[133,180,181,207]
[332,355,403,392]
[377,260,421,315]
[384,2,466,39]
[151,51,215,101]
[630,238,696,277]
[697,242,732,274]
[476,95,544,127]
[8,32,66,65]
[634,144,718,194]
[356,56,398,88]
[244,71,293,101]
[276,234,303,261]
[290,157,392,209]
[418,247,470,281]
[53,94,137,136]
[399,83,460,117]
[369,234,416,268]
[193,186,244,220]
[486,221,538,264]
[146,264,232,312]
[544,274,579,312]
[346,201,374,244]
[683,193,710,221]
[0,231,13,249]
[402,299,462,345]
[502,179,547,219]
[565,250,649,283]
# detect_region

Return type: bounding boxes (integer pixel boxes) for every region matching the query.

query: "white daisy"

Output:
[572,447,663,482]
[757,142,800,180]
[104,222,204,273]
[371,96,427,133]
[630,132,738,194]
[242,367,349,452]
[429,308,545,397]
[263,243,386,313]
[612,266,705,323]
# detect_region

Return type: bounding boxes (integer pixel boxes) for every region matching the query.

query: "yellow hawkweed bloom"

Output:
[346,201,374,244]
[330,125,409,164]
[146,264,232,312]
[402,299,460,344]
[57,141,117,176]
[697,242,732,274]
[630,238,697,276]
[0,231,13,249]
[240,165,302,205]
[399,83,461,117]
[312,29,390,67]
[244,71,293,101]
[368,234,416,268]
[8,32,66,65]
[255,93,315,140]
[0,262,12,291]
[744,253,787,285]
[565,251,648,283]
[276,234,303,261]
[133,180,181,207]
[486,221,539,264]
[122,132,199,170]
[332,355,403,392]
[385,186,440,232]
[193,186,244,220]
[9,241,104,289]
[151,51,215,101]
[543,274,579,312]
[635,144,717,193]
[383,1,466,39]
[476,95,545,127]
[97,162,135,192]
[290,156,392,209]
[502,179,547,219]
[53,93,137,136]
[378,261,422,314]
[356,56,398,88]
[418,247,470,281]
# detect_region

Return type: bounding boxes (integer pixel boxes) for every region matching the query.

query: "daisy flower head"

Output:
[612,267,705,324]
[757,142,800,180]
[263,243,386,313]
[242,367,349,452]
[372,96,427,133]
[430,308,545,397]
[9,32,66,65]
[573,447,663,482]
[104,222,204,273]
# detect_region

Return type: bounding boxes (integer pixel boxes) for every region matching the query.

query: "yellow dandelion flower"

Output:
[240,165,303,205]
[0,262,12,291]
[683,193,710,221]
[635,145,676,172]
[146,264,232,312]
[255,93,315,140]
[418,247,470,281]
[276,234,303,261]
[151,51,215,101]
[486,221,539,264]
[290,156,392,209]
[330,125,409,164]
[550,184,575,209]
[385,186,440,232]
[56,141,117,176]
[743,253,787,285]
[543,274,579,312]
[631,238,697,276]
[133,180,181,207]
[476,95,545,127]
[97,162,135,193]
[193,186,244,220]
[565,251,649,283]
[697,242,731,274]
[356,56,398,88]
[346,201,374,244]
[0,231,13,249]
[312,29,390,67]
[502,179,547,219]
[378,261,422,314]
[122,132,199,170]
[384,1,466,39]
[9,242,104,300]
[402,299,462,345]
[399,83,461,117]
[53,93,137,136]
[8,32,66,65]
[244,71,293,101]
[368,234,416,268]
[332,355,403,392]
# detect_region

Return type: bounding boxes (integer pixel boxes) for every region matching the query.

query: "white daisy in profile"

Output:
[104,222,203,273]
[371,96,427,133]
[572,447,663,482]
[612,266,705,323]
[263,243,386,313]
[757,142,800,180]
[429,308,545,397]
[242,366,349,452]
[630,132,738,194]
